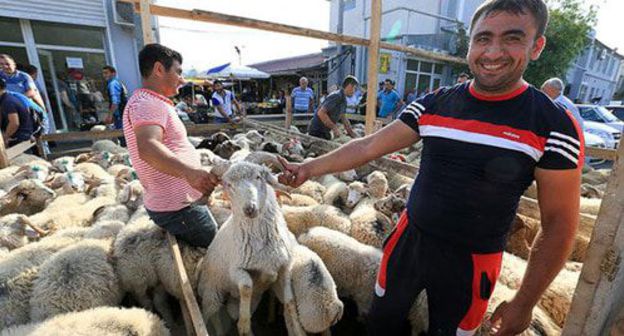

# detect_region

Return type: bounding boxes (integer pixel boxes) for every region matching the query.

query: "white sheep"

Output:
[297,226,381,317]
[0,306,170,336]
[293,180,326,204]
[45,171,86,195]
[282,204,352,236]
[0,267,38,329]
[91,139,126,154]
[278,244,343,334]
[0,214,48,251]
[349,190,394,248]
[279,193,319,207]
[51,156,75,173]
[116,180,144,211]
[322,179,348,209]
[196,161,297,336]
[74,162,111,181]
[579,197,602,216]
[113,216,205,327]
[29,239,123,322]
[346,181,369,209]
[366,171,389,198]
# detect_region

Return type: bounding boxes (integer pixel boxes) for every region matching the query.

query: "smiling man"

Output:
[278,0,583,335]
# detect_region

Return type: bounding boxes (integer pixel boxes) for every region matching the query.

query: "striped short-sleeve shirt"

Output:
[123,88,202,212]
[398,81,584,253]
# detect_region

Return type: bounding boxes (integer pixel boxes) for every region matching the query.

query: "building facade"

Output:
[327,0,483,98]
[0,0,157,131]
[564,33,624,105]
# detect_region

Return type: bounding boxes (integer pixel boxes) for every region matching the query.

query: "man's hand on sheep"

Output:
[488,299,533,336]
[277,157,309,188]
[184,167,219,196]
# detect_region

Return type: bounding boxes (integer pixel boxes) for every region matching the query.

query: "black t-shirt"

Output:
[309,89,347,136]
[0,92,34,143]
[398,82,583,253]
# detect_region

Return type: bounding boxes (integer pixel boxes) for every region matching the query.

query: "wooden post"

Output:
[140,0,155,44]
[0,136,9,169]
[365,0,382,135]
[563,142,624,335]
[166,233,209,336]
[285,95,292,130]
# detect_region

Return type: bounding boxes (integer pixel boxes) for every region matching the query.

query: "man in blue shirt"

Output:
[0,78,34,147]
[541,77,584,129]
[211,80,244,124]
[0,54,46,111]
[102,66,128,130]
[289,77,315,115]
[377,79,403,118]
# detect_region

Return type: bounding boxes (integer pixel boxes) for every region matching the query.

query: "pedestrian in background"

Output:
[0,54,46,110]
[0,78,35,148]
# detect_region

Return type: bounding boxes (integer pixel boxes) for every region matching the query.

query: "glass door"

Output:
[38,50,70,131]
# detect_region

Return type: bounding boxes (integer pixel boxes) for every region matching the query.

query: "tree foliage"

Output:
[524,0,597,86]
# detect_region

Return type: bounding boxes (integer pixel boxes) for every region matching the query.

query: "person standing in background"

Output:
[211,79,244,125]
[541,77,584,129]
[0,54,46,111]
[377,79,403,118]
[0,78,35,148]
[289,77,315,115]
[457,72,470,84]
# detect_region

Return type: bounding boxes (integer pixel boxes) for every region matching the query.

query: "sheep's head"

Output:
[374,193,406,217]
[245,130,265,146]
[197,149,218,167]
[0,214,49,250]
[215,140,242,159]
[116,180,144,211]
[46,172,85,194]
[260,141,282,154]
[110,152,131,166]
[346,181,368,208]
[283,138,304,156]
[211,131,231,144]
[116,167,138,183]
[336,169,358,182]
[1,180,56,216]
[89,151,112,169]
[221,162,288,219]
[15,164,50,182]
[197,138,218,151]
[51,156,75,173]
[75,152,94,164]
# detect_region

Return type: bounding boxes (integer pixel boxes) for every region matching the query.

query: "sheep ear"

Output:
[92,205,108,221]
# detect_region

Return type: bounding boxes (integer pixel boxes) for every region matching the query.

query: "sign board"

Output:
[66,57,84,69]
[379,53,391,74]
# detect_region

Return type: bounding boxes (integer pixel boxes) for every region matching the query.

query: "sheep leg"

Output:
[133,287,154,311]
[233,269,254,336]
[274,267,306,336]
[153,285,177,329]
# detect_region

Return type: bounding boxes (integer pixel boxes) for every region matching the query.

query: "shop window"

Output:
[418,74,431,94]
[420,62,433,73]
[407,59,419,71]
[31,21,104,49]
[433,64,443,75]
[0,17,23,43]
[405,73,417,92]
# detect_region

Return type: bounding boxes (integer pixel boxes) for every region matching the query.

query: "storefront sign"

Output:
[66,57,84,69]
[379,53,391,74]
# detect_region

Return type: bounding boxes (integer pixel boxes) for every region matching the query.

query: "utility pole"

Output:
[336,0,345,82]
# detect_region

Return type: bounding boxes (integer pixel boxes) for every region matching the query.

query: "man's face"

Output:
[0,57,15,74]
[156,60,184,97]
[299,78,308,88]
[541,84,559,99]
[102,69,114,81]
[384,81,393,91]
[467,10,546,94]
[344,84,357,97]
[214,83,223,93]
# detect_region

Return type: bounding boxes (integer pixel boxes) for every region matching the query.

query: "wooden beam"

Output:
[140,0,155,44]
[119,0,466,65]
[563,138,624,335]
[365,0,382,135]
[166,233,209,336]
[586,146,618,161]
[6,140,36,160]
[0,136,10,169]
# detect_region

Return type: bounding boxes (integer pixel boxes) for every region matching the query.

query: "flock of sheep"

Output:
[0,123,612,336]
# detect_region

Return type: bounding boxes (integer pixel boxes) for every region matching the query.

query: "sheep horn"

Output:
[21,217,49,237]
[275,189,292,201]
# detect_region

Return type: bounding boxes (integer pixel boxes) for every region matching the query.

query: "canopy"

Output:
[199,63,270,79]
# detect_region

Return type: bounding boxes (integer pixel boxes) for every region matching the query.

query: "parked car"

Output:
[606,105,624,122]
[577,104,624,133]
[584,121,620,149]
[583,131,608,165]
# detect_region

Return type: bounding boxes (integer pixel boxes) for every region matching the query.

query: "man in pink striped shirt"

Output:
[123,44,218,247]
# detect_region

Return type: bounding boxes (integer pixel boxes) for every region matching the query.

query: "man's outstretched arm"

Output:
[280,120,420,187]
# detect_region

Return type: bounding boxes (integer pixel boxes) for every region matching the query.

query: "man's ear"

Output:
[531,35,547,61]
[153,61,165,78]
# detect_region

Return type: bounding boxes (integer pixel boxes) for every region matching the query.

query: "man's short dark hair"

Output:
[138,44,182,78]
[384,79,395,85]
[458,72,470,79]
[342,75,359,88]
[23,64,38,76]
[103,65,117,73]
[213,79,223,86]
[470,0,549,38]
